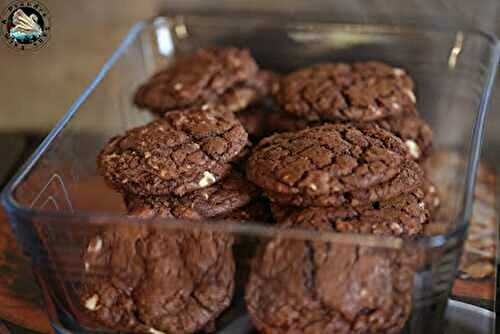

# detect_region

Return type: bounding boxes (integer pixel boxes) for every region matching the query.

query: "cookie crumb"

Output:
[87,237,102,253]
[405,140,421,159]
[199,171,216,187]
[85,294,100,310]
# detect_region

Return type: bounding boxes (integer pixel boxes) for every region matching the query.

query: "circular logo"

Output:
[1,1,50,51]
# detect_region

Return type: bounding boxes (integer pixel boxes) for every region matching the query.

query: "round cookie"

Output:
[247,123,422,207]
[376,112,432,160]
[98,108,247,196]
[134,47,258,113]
[80,224,234,334]
[276,61,416,122]
[125,172,260,220]
[245,219,417,334]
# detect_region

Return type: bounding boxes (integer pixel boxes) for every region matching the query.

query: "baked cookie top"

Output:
[275,61,415,122]
[98,108,247,196]
[246,123,422,206]
[134,47,260,112]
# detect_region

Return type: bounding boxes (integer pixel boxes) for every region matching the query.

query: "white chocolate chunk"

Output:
[85,294,100,310]
[198,171,216,187]
[405,140,421,159]
[87,236,102,253]
[149,328,166,334]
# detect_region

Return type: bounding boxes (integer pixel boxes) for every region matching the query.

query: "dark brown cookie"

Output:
[375,112,432,160]
[80,224,234,334]
[236,106,310,142]
[210,70,280,113]
[134,47,258,113]
[245,219,416,334]
[216,199,273,223]
[276,61,415,122]
[266,159,423,207]
[125,172,260,220]
[272,188,428,237]
[247,123,422,207]
[98,109,247,196]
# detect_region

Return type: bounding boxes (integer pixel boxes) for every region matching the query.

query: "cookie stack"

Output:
[246,62,435,238]
[83,48,438,334]
[82,48,275,334]
[242,63,438,333]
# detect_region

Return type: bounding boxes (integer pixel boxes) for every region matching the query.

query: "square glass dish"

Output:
[2,15,499,334]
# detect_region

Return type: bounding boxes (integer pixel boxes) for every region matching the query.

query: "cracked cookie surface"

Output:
[134,47,267,113]
[98,108,247,196]
[80,224,234,334]
[125,172,259,219]
[375,112,432,160]
[276,61,415,122]
[245,218,416,334]
[247,123,422,206]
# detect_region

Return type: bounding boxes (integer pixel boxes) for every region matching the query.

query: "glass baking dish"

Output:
[2,14,499,334]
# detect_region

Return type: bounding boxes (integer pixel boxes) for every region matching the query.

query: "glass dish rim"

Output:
[1,15,499,250]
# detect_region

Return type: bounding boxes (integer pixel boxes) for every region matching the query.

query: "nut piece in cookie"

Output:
[98,108,247,196]
[247,123,423,207]
[245,219,417,334]
[134,48,277,113]
[276,61,415,122]
[81,224,234,333]
[125,172,260,219]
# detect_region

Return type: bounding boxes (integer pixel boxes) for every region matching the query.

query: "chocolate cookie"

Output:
[376,112,432,160]
[211,70,280,113]
[217,199,273,223]
[247,123,423,207]
[276,61,415,122]
[236,106,310,142]
[134,47,275,113]
[272,188,428,237]
[80,224,234,334]
[98,108,247,196]
[125,172,259,219]
[245,219,416,334]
